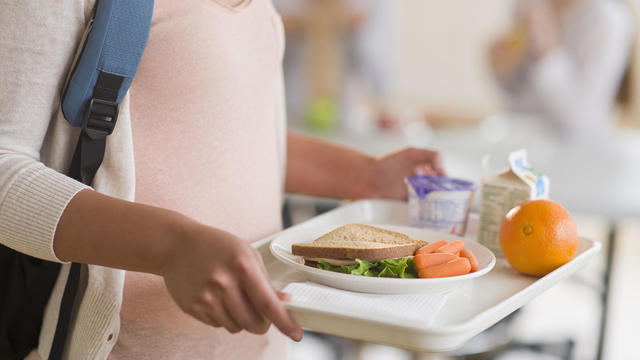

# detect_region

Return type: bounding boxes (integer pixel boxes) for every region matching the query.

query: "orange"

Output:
[499,199,578,276]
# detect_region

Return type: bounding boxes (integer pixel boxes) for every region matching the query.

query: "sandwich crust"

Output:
[292,243,418,261]
[291,223,426,261]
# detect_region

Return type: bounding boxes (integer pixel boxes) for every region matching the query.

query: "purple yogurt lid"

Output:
[406,175,476,198]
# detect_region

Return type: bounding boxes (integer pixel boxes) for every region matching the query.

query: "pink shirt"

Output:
[109,0,288,358]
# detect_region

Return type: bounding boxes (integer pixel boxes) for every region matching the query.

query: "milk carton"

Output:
[477,150,550,255]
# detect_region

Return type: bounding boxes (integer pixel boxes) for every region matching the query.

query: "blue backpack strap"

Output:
[62,0,153,186]
[49,2,153,360]
[62,0,153,128]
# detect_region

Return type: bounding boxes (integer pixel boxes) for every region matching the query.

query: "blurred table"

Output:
[293,113,640,218]
[602,219,640,359]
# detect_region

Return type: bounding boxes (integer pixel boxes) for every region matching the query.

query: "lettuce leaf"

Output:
[316,260,357,274]
[316,258,417,278]
[351,259,375,275]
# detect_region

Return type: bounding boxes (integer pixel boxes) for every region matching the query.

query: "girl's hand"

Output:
[160,221,302,341]
[369,147,444,200]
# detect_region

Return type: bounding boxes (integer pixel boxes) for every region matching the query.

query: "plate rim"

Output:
[269,224,497,286]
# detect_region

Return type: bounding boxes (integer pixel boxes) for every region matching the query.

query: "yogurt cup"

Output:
[405,175,476,236]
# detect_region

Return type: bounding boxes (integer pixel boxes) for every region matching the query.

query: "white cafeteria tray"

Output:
[253,199,601,352]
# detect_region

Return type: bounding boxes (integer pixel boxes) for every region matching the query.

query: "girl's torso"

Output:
[109,0,288,358]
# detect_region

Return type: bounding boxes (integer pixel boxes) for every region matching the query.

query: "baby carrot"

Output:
[415,240,447,255]
[418,258,471,278]
[413,253,457,271]
[460,248,479,272]
[434,240,465,255]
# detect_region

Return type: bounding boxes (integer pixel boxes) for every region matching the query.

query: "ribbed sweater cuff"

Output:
[0,163,89,262]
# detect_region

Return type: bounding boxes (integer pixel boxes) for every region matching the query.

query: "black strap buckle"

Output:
[82,98,119,140]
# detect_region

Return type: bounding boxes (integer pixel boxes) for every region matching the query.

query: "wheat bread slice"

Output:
[291,223,427,261]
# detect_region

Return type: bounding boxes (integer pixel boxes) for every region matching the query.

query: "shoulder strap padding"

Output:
[62,0,153,127]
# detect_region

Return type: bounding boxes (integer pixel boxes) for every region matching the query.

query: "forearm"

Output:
[285,132,376,199]
[54,190,303,339]
[53,189,187,275]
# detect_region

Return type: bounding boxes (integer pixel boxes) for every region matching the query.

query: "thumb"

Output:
[413,164,435,175]
[277,291,292,302]
[412,149,445,176]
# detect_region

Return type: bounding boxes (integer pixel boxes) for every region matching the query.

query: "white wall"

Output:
[389,0,516,117]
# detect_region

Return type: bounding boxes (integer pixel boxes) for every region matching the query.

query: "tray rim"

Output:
[254,199,601,349]
[276,237,599,333]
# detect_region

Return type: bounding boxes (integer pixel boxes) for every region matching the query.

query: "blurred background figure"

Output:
[489,0,633,142]
[275,0,395,134]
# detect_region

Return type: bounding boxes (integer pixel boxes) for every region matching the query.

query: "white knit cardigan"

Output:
[1,1,132,358]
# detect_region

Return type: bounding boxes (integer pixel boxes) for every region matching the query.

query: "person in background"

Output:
[489,0,633,141]
[275,0,395,133]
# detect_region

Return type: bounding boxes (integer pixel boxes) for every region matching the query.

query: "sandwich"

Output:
[291,223,427,278]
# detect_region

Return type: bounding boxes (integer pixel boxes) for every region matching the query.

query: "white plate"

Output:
[269,224,496,294]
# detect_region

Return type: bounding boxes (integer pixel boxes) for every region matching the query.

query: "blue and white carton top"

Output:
[496,150,550,199]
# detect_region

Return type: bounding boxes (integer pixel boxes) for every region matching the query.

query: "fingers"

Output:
[277,291,291,302]
[202,258,270,335]
[428,152,445,175]
[241,271,302,341]
[203,313,220,328]
[251,249,291,302]
[408,148,445,176]
[196,294,241,334]
[413,164,435,176]
[252,248,270,279]
[221,286,270,335]
[211,308,241,334]
[252,250,294,317]
[200,249,298,338]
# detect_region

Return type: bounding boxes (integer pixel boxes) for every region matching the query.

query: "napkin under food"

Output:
[283,282,449,327]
